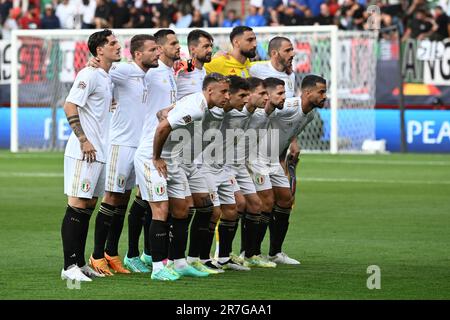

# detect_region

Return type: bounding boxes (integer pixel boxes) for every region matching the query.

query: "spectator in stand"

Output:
[18,6,40,28]
[110,0,131,28]
[337,0,365,30]
[245,5,266,26]
[189,9,204,27]
[279,5,302,25]
[80,0,96,29]
[94,0,111,28]
[129,5,147,28]
[41,3,61,28]
[302,7,315,24]
[56,0,77,29]
[222,8,241,27]
[327,0,339,16]
[402,9,437,41]
[262,0,283,25]
[1,6,19,40]
[175,3,193,28]
[211,0,227,13]
[297,0,325,17]
[431,6,450,40]
[206,8,219,26]
[158,0,178,25]
[315,3,333,25]
[193,0,214,23]
[0,0,13,25]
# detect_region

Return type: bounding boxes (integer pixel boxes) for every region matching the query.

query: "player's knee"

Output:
[211,207,221,222]
[258,191,274,212]
[246,195,262,213]
[221,204,237,220]
[235,193,246,212]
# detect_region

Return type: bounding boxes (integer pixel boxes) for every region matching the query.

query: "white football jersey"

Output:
[176,67,206,99]
[195,107,224,166]
[64,67,113,163]
[162,92,209,161]
[260,97,315,162]
[249,61,296,98]
[245,107,272,161]
[136,60,177,157]
[222,107,252,164]
[109,62,148,147]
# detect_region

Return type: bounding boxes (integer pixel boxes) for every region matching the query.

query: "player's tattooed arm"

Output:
[67,115,87,142]
[64,101,97,163]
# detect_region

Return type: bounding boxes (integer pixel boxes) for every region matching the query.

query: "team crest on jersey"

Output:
[81,179,91,192]
[117,175,126,188]
[77,81,87,90]
[254,174,265,185]
[154,183,166,196]
[183,115,192,124]
[241,70,246,78]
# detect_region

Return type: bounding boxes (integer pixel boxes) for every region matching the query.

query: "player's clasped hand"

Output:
[153,158,168,179]
[81,140,97,163]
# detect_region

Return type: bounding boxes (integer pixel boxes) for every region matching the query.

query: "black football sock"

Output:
[78,207,94,267]
[61,205,93,270]
[188,205,213,258]
[149,219,168,263]
[269,205,291,256]
[143,205,153,256]
[218,219,237,258]
[237,211,246,254]
[105,204,127,257]
[169,217,190,261]
[200,220,217,260]
[244,212,261,258]
[127,197,147,258]
[256,211,271,255]
[92,203,115,259]
[166,215,173,260]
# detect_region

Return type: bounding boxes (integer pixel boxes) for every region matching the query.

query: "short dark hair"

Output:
[247,77,265,91]
[130,34,156,59]
[264,77,285,90]
[187,29,214,47]
[230,26,253,43]
[154,29,176,45]
[268,36,291,57]
[228,75,250,94]
[202,73,230,90]
[301,75,326,90]
[88,29,113,57]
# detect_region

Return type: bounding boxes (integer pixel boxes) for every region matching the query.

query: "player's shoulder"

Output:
[249,60,270,75]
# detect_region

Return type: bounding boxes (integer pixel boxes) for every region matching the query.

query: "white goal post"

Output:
[10,26,378,153]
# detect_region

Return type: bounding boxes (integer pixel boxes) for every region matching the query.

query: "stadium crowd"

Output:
[1,0,450,41]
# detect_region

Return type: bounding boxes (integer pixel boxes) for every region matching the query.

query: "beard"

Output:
[241,48,256,59]
[143,60,159,69]
[197,53,212,63]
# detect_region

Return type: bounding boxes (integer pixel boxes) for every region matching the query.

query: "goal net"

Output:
[10,27,378,153]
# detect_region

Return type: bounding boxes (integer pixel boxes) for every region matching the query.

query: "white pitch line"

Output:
[302,159,450,166]
[0,172,63,178]
[1,172,449,186]
[300,177,450,185]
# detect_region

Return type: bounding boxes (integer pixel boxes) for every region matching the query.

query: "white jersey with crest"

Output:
[136,60,177,157]
[259,97,315,162]
[176,67,206,99]
[109,62,148,147]
[64,67,113,163]
[162,92,210,161]
[249,61,296,98]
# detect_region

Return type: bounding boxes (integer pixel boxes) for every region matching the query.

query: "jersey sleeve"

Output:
[277,97,301,117]
[204,56,225,75]
[167,95,205,130]
[65,68,96,108]
[109,63,130,85]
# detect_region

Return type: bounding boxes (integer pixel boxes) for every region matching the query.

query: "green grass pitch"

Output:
[0,151,449,300]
